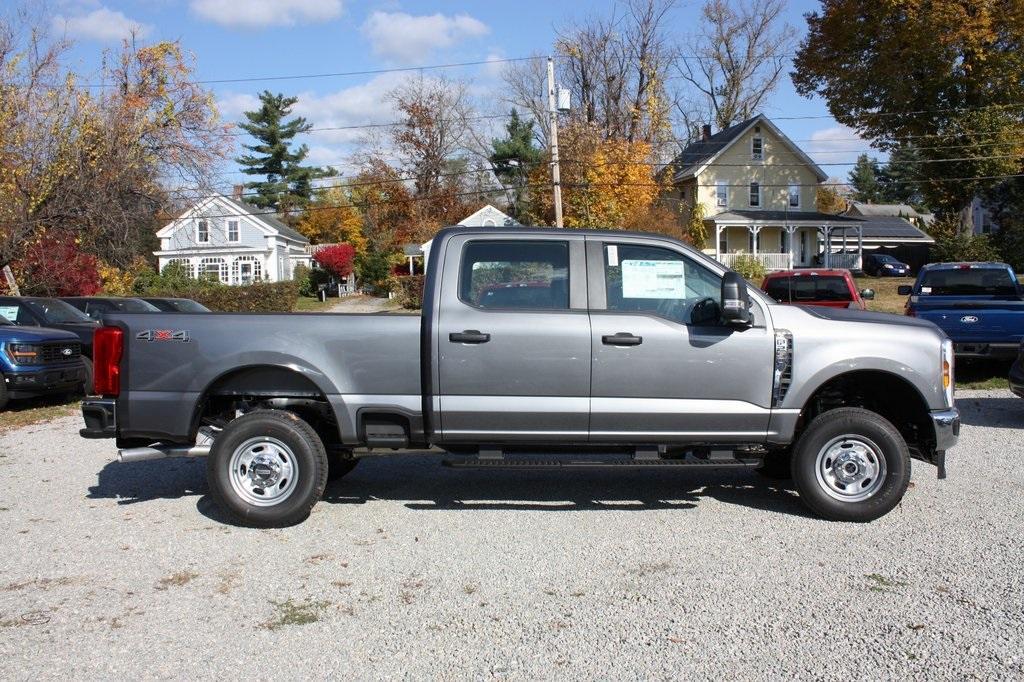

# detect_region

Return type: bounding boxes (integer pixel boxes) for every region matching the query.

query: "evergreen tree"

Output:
[235,91,334,214]
[848,154,883,203]
[489,110,544,218]
[878,144,925,210]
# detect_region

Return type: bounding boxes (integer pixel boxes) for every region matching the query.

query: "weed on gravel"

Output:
[155,571,198,590]
[865,573,907,592]
[260,599,331,630]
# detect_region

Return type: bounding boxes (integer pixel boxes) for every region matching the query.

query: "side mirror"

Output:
[88,309,103,321]
[860,288,875,300]
[897,285,913,296]
[721,271,751,326]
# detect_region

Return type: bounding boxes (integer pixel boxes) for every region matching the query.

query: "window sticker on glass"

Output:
[0,306,18,321]
[607,245,619,267]
[621,259,686,299]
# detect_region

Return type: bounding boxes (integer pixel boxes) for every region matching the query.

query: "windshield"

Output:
[171,299,210,312]
[765,276,852,303]
[26,299,93,323]
[116,299,161,312]
[875,255,899,263]
[919,268,1018,296]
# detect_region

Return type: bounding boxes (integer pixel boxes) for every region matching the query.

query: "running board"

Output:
[442,456,760,469]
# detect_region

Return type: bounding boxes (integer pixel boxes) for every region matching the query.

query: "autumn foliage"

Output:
[15,235,101,296]
[313,244,356,279]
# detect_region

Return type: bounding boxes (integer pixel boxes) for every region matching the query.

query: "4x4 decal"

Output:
[136,329,190,342]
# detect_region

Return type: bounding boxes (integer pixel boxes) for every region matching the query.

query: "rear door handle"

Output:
[449,330,491,344]
[602,332,642,346]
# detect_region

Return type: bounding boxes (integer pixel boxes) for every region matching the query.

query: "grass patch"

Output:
[260,598,331,630]
[955,360,1012,390]
[292,296,336,312]
[856,276,916,315]
[0,396,80,434]
[155,570,198,590]
[865,573,907,592]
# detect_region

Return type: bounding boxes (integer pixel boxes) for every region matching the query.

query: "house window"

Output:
[751,136,763,161]
[166,258,192,278]
[227,220,240,242]
[788,184,800,208]
[718,229,728,254]
[749,182,760,207]
[199,257,228,283]
[716,181,728,207]
[197,220,209,243]
[231,255,262,285]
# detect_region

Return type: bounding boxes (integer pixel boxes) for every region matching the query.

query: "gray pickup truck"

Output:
[80,227,959,527]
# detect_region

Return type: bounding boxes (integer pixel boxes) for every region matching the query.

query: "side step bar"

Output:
[443,456,760,469]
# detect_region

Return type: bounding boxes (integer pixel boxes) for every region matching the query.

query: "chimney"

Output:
[701,124,712,141]
[232,184,244,200]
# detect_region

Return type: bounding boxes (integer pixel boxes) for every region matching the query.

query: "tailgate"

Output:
[912,297,1024,343]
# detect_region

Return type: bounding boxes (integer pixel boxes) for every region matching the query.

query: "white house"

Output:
[419,205,520,266]
[155,192,311,284]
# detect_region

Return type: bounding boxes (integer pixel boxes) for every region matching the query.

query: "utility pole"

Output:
[547,56,563,228]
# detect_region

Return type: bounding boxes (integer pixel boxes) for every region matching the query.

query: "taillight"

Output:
[93,326,124,396]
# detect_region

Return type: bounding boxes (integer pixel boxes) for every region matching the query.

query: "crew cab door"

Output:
[433,234,591,442]
[586,237,776,442]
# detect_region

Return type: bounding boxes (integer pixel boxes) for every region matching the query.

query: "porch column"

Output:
[823,226,831,268]
[750,225,762,257]
[715,224,722,262]
[857,225,864,271]
[784,225,797,269]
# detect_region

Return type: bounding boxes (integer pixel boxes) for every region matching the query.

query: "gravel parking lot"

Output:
[1,389,1022,679]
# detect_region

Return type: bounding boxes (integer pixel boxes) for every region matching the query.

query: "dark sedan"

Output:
[864,253,911,277]
[60,296,160,321]
[140,297,211,313]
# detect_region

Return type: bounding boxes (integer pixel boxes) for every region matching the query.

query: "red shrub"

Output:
[313,243,355,278]
[16,235,101,296]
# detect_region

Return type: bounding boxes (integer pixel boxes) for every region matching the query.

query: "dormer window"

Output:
[716,181,728,207]
[788,183,800,208]
[197,220,209,243]
[749,182,760,207]
[751,136,763,161]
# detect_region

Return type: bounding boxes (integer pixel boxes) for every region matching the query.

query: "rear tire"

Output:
[81,357,94,395]
[207,410,328,527]
[791,407,911,522]
[0,380,8,411]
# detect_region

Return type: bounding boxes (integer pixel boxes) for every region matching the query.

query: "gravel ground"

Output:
[1,389,1022,680]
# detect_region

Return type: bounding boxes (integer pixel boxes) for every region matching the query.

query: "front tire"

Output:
[81,357,94,395]
[207,410,328,527]
[0,380,8,411]
[791,408,911,522]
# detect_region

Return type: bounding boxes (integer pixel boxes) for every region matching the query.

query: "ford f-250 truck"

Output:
[80,227,960,527]
[900,262,1024,358]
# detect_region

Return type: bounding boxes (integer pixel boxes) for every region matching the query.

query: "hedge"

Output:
[142,280,300,312]
[393,275,424,309]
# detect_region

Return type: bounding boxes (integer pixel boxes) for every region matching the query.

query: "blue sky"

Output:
[42,0,870,190]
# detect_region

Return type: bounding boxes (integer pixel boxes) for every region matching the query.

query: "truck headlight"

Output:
[6,343,41,365]
[942,338,954,406]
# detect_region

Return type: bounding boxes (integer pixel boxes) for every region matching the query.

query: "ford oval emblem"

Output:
[61,347,73,356]
[961,315,979,324]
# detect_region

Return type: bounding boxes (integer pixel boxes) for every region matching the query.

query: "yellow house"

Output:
[669,114,865,271]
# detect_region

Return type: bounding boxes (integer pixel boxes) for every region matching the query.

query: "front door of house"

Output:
[239,262,253,284]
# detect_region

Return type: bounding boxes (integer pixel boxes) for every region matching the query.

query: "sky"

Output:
[38,0,873,192]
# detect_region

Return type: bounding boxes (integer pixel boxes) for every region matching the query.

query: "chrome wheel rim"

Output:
[228,437,299,507]
[814,435,887,503]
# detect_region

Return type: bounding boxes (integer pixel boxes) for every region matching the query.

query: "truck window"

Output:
[919,268,1018,296]
[765,276,852,302]
[460,241,570,310]
[603,244,720,324]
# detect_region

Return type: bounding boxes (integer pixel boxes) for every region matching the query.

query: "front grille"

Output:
[39,342,81,364]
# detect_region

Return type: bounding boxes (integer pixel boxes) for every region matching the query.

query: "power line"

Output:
[227,113,515,138]
[83,56,545,89]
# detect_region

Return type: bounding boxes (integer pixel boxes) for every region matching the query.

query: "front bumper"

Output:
[80,398,117,439]
[931,407,960,452]
[953,342,1020,359]
[3,364,87,399]
[1010,356,1024,398]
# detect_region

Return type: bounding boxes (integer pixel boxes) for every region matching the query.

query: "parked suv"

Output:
[0,296,99,392]
[762,269,874,310]
[0,316,86,410]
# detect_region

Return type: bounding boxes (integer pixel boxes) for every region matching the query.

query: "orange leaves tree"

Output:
[297,186,368,255]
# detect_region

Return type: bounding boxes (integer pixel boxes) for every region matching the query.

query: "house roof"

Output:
[670,114,828,183]
[220,196,309,243]
[852,216,934,243]
[846,202,921,218]
[704,211,935,243]
[706,209,865,224]
[458,204,519,227]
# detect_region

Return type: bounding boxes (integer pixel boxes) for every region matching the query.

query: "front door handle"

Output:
[602,332,642,346]
[450,330,491,344]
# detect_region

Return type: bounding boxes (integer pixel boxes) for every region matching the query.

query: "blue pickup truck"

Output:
[900,262,1024,358]
[0,315,87,410]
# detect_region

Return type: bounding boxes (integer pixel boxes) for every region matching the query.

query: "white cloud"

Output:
[190,0,343,29]
[52,6,152,42]
[361,11,489,62]
[804,125,873,167]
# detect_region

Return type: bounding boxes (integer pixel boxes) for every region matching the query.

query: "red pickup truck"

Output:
[761,269,874,310]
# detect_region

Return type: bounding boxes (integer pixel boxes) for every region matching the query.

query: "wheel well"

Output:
[193,366,340,447]
[800,370,933,452]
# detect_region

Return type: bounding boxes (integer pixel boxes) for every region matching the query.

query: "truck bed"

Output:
[107,311,422,442]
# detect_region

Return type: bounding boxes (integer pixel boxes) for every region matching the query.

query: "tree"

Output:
[792,0,1024,234]
[297,186,367,254]
[14,235,101,296]
[816,184,848,214]
[313,244,356,279]
[676,0,796,132]
[236,91,333,214]
[878,144,926,210]
[489,110,545,218]
[848,155,884,203]
[686,200,708,249]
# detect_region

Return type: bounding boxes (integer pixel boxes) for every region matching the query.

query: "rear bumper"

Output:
[931,407,960,452]
[953,342,1019,359]
[80,398,117,438]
